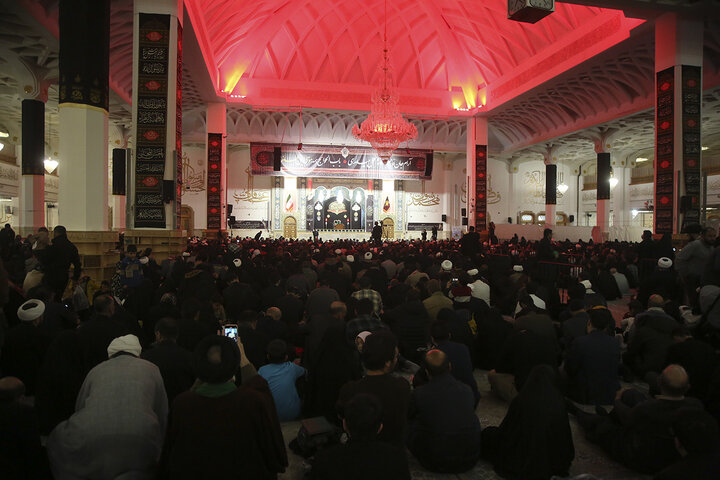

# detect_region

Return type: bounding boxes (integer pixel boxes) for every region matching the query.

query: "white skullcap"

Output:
[17,299,45,322]
[441,260,453,271]
[139,256,149,265]
[513,265,523,272]
[364,251,373,261]
[346,255,354,263]
[356,331,372,342]
[529,294,546,310]
[335,249,342,255]
[314,248,320,253]
[467,268,479,276]
[107,334,142,358]
[658,257,673,269]
[233,258,242,267]
[581,280,593,290]
[182,252,190,257]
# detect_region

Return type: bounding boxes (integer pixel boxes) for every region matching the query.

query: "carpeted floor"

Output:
[278,370,651,480]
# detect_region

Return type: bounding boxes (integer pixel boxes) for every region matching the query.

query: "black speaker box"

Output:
[273,147,282,171]
[424,153,433,177]
[228,215,236,224]
[441,214,447,222]
[462,217,468,226]
[507,217,512,224]
[568,214,575,223]
[597,153,611,200]
[461,208,467,217]
[162,180,174,203]
[227,204,233,215]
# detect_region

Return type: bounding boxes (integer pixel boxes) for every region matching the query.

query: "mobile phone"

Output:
[223,324,238,339]
[452,278,459,282]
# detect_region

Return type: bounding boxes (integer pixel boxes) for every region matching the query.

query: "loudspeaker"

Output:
[227,204,233,215]
[441,214,447,222]
[597,153,611,200]
[461,208,467,217]
[569,214,575,223]
[228,215,236,224]
[273,147,282,171]
[462,217,468,226]
[545,164,557,205]
[112,148,126,196]
[424,153,433,177]
[507,217,512,224]
[162,180,174,203]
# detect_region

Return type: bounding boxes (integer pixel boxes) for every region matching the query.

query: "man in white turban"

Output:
[47,334,168,479]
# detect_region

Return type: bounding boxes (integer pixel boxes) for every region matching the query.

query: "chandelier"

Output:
[352,0,417,163]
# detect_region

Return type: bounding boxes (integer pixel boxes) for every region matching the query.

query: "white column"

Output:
[59,106,109,231]
[207,102,227,230]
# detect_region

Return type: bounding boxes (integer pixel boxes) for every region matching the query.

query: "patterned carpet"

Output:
[278,371,651,480]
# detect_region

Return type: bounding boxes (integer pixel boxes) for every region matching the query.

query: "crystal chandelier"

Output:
[352,0,417,163]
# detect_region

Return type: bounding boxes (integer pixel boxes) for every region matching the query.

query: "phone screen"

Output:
[224,325,238,339]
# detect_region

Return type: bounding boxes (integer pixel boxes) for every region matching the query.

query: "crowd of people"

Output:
[1,223,720,479]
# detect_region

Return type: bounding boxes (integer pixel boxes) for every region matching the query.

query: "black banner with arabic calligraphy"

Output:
[175,20,183,228]
[682,65,701,229]
[475,145,487,231]
[134,13,170,228]
[655,67,674,234]
[207,133,222,230]
[251,144,432,180]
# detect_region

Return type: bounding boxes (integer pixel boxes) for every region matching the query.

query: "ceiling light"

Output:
[702,146,709,151]
[635,157,648,162]
[557,183,568,194]
[0,131,8,138]
[44,158,58,174]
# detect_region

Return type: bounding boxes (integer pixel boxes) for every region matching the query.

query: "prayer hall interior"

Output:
[1,1,720,479]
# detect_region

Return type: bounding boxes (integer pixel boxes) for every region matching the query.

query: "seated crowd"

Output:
[1,223,720,479]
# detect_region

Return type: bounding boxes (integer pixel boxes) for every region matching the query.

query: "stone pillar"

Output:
[206,102,226,232]
[654,13,703,234]
[130,0,183,229]
[58,0,110,232]
[466,117,488,231]
[20,99,46,235]
[611,166,628,235]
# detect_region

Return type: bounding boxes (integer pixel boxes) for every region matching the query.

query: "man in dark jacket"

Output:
[382,289,430,365]
[407,350,481,473]
[141,317,195,404]
[565,309,621,405]
[75,294,128,375]
[42,226,81,301]
[624,295,677,378]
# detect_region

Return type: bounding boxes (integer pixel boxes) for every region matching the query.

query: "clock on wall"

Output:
[508,0,555,24]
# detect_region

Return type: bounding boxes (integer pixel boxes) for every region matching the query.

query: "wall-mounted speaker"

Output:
[441,214,447,222]
[568,214,575,223]
[162,180,174,203]
[424,153,433,177]
[227,204,233,215]
[507,217,512,224]
[228,215,236,224]
[461,208,467,217]
[461,217,468,226]
[273,147,282,171]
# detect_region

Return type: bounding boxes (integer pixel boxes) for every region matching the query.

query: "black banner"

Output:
[21,99,45,176]
[59,0,110,110]
[545,164,557,205]
[175,20,183,228]
[475,145,487,231]
[597,153,611,200]
[112,148,126,195]
[682,65,701,231]
[252,144,432,180]
[655,67,675,234]
[134,13,170,228]
[207,133,223,230]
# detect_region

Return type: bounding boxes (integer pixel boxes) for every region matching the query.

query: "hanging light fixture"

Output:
[352,0,417,163]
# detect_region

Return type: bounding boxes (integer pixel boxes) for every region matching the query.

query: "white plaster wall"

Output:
[487,157,510,224]
[226,145,271,228]
[182,145,208,231]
